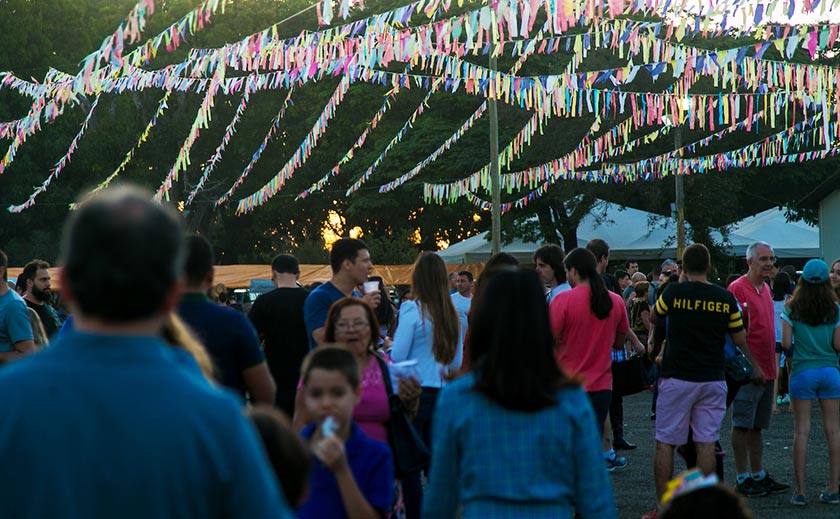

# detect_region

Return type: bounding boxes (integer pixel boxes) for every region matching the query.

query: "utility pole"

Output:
[675,126,685,260]
[489,47,501,255]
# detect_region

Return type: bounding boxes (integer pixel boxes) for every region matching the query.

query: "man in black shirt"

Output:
[20,260,61,339]
[646,244,752,514]
[248,254,310,417]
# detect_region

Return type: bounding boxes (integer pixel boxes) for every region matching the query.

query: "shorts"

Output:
[587,390,612,433]
[731,381,774,430]
[789,366,840,400]
[655,378,727,445]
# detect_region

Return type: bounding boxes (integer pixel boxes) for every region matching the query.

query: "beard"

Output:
[32,286,51,303]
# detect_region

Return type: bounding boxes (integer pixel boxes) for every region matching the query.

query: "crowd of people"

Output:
[2,184,840,518]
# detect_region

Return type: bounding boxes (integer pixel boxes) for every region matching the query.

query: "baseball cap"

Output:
[801,258,829,284]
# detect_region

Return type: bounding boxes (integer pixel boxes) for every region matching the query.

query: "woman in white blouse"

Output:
[391,251,462,519]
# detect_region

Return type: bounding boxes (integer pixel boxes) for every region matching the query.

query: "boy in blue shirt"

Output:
[297,348,394,518]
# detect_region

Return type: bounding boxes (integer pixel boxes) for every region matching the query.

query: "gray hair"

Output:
[746,241,772,260]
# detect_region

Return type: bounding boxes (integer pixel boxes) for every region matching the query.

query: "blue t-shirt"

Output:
[177,293,265,400]
[298,422,394,519]
[303,281,350,349]
[0,289,33,352]
[0,331,292,518]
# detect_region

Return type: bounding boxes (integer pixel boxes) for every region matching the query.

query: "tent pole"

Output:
[490,47,501,255]
[675,127,685,260]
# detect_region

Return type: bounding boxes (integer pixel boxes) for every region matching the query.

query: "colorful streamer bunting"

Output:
[7,96,101,213]
[214,88,297,206]
[186,92,251,205]
[79,90,173,204]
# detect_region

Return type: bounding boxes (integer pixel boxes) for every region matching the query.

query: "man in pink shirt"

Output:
[728,242,790,497]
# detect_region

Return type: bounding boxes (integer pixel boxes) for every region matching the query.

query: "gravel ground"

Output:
[613,391,838,519]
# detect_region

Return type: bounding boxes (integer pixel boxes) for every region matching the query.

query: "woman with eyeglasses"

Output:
[293,297,420,444]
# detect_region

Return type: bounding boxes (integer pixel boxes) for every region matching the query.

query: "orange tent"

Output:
[7,263,485,289]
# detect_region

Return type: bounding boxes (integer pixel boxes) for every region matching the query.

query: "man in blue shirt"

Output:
[0,249,35,361]
[304,238,381,349]
[178,234,276,405]
[0,187,292,518]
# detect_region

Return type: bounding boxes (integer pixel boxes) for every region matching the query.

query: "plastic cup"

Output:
[363,281,380,294]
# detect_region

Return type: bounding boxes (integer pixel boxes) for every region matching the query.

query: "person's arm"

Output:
[237,316,276,404]
[625,329,645,355]
[833,324,840,353]
[313,435,382,519]
[243,362,276,405]
[613,295,631,351]
[781,320,793,351]
[311,327,326,347]
[304,292,329,348]
[389,303,417,362]
[641,307,652,332]
[421,388,459,519]
[0,339,36,363]
[292,387,310,432]
[730,327,764,383]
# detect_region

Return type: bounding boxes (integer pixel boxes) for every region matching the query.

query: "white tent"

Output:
[438,202,818,264]
[724,208,819,259]
[438,200,682,263]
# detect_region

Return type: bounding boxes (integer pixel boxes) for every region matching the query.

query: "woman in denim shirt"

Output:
[422,270,617,519]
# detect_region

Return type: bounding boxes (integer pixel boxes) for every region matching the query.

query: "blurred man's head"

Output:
[21,260,52,303]
[183,235,215,291]
[456,271,474,297]
[61,187,184,323]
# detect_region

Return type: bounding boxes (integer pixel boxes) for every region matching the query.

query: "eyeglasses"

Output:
[756,255,777,264]
[335,320,369,331]
[662,270,676,276]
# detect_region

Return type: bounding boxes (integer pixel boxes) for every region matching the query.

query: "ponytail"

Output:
[563,248,613,320]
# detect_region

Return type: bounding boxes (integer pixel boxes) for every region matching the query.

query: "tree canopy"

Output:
[1,0,839,266]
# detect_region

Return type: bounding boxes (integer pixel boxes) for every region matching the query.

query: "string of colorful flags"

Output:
[3,0,840,212]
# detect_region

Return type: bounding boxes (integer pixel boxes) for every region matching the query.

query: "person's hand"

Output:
[312,433,348,473]
[633,341,646,356]
[398,375,421,406]
[751,363,765,385]
[362,290,381,308]
[381,336,393,352]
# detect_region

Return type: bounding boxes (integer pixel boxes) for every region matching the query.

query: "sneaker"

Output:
[757,473,790,494]
[606,456,627,472]
[790,494,806,506]
[641,508,658,519]
[819,492,840,504]
[736,477,770,497]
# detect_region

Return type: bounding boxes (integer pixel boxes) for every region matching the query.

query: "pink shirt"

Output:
[354,356,391,444]
[297,354,391,444]
[728,275,776,380]
[550,285,630,392]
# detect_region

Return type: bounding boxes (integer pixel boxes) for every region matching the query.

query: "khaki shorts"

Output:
[731,380,774,430]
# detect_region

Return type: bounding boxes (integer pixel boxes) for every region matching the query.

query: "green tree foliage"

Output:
[1,0,837,267]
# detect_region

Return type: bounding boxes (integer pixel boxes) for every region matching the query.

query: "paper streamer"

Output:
[7,95,101,213]
[186,92,251,205]
[79,90,173,204]
[234,74,353,213]
[296,85,399,199]
[214,88,297,206]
